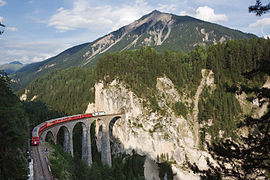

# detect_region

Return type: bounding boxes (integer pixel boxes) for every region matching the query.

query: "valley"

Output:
[1,8,269,180]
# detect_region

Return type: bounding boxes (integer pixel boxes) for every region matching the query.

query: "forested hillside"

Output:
[12,10,256,92]
[0,73,29,179]
[95,38,268,144]
[24,38,269,137]
[24,67,95,116]
[22,38,270,179]
[26,38,268,122]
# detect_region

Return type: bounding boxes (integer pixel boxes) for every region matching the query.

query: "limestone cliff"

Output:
[86,69,218,179]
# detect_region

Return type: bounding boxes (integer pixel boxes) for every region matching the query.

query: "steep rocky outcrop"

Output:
[86,70,269,179]
[86,69,217,179]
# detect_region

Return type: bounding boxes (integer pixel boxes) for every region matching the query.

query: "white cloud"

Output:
[0,39,71,64]
[180,6,227,23]
[248,18,270,38]
[0,0,6,7]
[48,0,165,32]
[264,34,270,39]
[0,30,100,64]
[249,18,270,28]
[157,3,177,12]
[7,27,17,32]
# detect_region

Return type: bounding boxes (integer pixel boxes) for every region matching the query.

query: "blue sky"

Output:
[0,0,269,64]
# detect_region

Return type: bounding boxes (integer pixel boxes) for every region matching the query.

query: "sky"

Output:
[0,0,270,65]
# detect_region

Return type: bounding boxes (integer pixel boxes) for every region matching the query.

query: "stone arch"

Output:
[72,122,84,157]
[71,120,93,166]
[95,116,123,167]
[109,116,122,138]
[45,131,54,143]
[57,126,71,153]
[72,122,89,159]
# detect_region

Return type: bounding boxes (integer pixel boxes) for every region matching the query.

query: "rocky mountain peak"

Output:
[126,10,173,33]
[9,61,22,65]
[150,9,162,14]
[13,11,256,90]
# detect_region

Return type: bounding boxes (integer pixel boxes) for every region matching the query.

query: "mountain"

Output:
[9,61,23,65]
[13,10,256,91]
[0,61,24,74]
[13,43,89,90]
[20,38,270,179]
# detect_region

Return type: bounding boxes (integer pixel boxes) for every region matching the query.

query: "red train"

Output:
[31,112,105,146]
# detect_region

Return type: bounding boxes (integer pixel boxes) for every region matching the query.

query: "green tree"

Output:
[0,21,4,35]
[0,72,29,179]
[249,0,270,16]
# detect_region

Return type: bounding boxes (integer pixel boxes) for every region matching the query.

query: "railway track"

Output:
[32,145,53,179]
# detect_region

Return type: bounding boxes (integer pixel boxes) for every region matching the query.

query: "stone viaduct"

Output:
[40,113,124,167]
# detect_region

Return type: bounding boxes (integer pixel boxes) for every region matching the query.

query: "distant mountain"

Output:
[0,61,24,75]
[9,61,23,65]
[13,10,257,91]
[13,43,90,89]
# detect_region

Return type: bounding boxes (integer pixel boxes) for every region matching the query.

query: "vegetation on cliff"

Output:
[0,73,29,179]
[199,38,268,143]
[190,43,270,179]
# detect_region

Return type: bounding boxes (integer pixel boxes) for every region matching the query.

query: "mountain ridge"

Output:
[0,61,24,75]
[9,61,23,65]
[13,10,257,91]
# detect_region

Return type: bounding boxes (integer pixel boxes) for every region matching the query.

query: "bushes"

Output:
[173,102,188,118]
[49,143,146,180]
[158,161,175,180]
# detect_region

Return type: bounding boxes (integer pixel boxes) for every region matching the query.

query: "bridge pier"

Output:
[82,122,92,166]
[101,128,111,167]
[100,117,112,167]
[63,127,71,154]
[47,126,60,144]
[69,127,74,156]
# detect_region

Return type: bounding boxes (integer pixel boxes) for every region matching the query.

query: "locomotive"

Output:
[31,112,105,146]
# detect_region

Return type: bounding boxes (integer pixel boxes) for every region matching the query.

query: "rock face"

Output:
[20,89,29,101]
[144,157,160,180]
[83,10,174,64]
[85,74,270,179]
[86,69,217,179]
